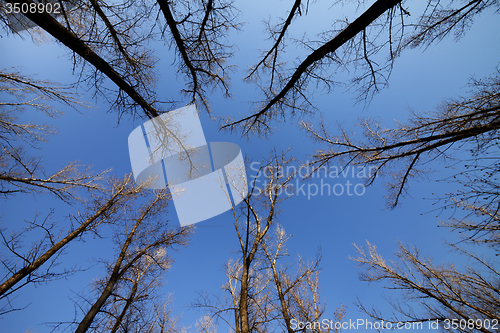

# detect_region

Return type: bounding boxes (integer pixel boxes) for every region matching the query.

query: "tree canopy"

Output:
[0,0,499,332]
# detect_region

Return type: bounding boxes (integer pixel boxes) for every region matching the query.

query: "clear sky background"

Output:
[1,1,499,332]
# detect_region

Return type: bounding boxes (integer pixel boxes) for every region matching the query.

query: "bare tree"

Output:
[222,0,499,135]
[261,225,328,333]
[343,120,500,330]
[2,0,499,331]
[3,0,239,118]
[0,69,159,317]
[291,32,500,333]
[352,241,500,332]
[0,70,84,121]
[223,0,404,134]
[0,69,105,201]
[245,0,306,90]
[195,153,343,333]
[4,0,497,135]
[0,175,144,308]
[302,71,500,207]
[2,1,227,163]
[293,65,500,332]
[196,314,217,333]
[157,0,239,111]
[3,0,161,119]
[73,189,191,333]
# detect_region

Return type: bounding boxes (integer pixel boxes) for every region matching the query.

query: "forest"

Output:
[0,0,499,332]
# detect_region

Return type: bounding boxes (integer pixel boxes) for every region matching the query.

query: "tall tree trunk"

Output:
[239,257,250,333]
[75,195,160,333]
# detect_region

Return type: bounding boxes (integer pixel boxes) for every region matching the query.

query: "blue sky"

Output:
[1,1,499,332]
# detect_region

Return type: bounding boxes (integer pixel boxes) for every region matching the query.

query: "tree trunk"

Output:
[239,257,250,333]
[75,195,159,333]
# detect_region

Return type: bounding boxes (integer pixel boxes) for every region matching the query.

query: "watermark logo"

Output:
[128,104,248,226]
[248,162,377,200]
[4,1,76,33]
